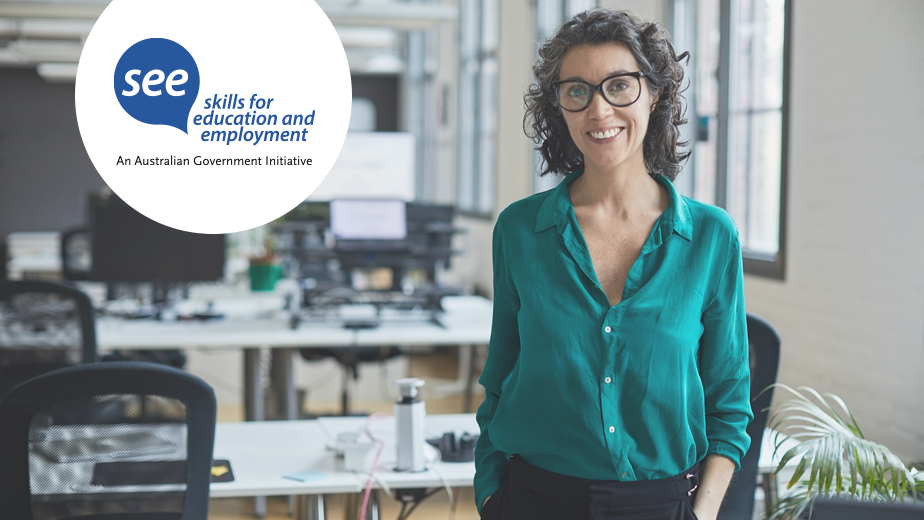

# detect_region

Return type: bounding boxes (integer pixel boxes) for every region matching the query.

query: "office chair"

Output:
[300,346,402,416]
[0,361,216,520]
[717,313,781,520]
[0,280,97,398]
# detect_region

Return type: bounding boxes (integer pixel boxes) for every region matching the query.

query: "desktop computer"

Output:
[88,194,225,287]
[330,199,456,290]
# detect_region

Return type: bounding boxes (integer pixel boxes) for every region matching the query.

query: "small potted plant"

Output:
[248,238,282,292]
[765,384,924,519]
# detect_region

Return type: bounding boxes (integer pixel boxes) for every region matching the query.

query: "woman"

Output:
[474,8,752,520]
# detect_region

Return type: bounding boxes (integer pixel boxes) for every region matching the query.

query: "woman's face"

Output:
[557,43,656,174]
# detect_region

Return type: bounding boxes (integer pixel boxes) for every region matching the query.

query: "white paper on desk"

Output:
[283,470,326,482]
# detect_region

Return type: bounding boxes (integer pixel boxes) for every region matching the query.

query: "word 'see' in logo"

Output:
[114,38,200,134]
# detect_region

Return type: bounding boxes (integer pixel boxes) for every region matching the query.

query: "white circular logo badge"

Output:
[76,0,351,233]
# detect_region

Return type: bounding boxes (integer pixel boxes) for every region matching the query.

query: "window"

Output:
[672,0,790,278]
[457,0,499,215]
[532,0,597,195]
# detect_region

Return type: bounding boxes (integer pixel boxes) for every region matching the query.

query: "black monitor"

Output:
[332,201,455,277]
[88,194,225,284]
[811,498,924,520]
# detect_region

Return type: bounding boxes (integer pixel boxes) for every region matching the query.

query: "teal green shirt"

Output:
[474,170,752,512]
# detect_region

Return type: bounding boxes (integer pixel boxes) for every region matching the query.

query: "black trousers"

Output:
[481,455,701,520]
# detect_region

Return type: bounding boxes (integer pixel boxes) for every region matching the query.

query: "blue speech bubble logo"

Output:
[114,38,200,134]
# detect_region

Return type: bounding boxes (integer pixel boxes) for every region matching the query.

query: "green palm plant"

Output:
[765,384,924,520]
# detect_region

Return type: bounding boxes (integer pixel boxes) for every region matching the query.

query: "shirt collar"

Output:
[534,169,692,242]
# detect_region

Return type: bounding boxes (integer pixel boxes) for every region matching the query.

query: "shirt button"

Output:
[605,377,612,384]
[621,472,628,478]
[608,426,615,433]
[604,326,612,333]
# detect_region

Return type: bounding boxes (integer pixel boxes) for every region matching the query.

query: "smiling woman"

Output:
[474,8,752,520]
[525,10,690,181]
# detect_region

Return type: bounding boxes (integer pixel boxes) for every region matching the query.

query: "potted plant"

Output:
[765,384,924,519]
[248,237,282,292]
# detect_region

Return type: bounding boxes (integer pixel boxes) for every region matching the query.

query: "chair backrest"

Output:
[61,227,92,282]
[0,281,98,395]
[747,313,782,432]
[0,362,216,520]
[717,313,781,520]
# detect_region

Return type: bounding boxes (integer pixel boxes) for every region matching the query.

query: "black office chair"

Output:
[300,346,402,416]
[0,280,97,398]
[718,313,781,520]
[0,361,216,520]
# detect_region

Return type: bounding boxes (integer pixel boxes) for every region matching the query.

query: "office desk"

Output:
[212,416,796,520]
[212,414,479,520]
[96,296,493,421]
[317,413,479,489]
[757,427,802,511]
[211,420,359,498]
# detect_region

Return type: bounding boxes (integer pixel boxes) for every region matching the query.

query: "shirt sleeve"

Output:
[699,230,753,471]
[474,214,521,513]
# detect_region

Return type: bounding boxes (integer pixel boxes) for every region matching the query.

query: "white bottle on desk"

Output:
[394,378,426,472]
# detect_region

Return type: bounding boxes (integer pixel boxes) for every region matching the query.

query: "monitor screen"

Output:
[89,195,225,283]
[811,498,924,520]
[330,199,407,240]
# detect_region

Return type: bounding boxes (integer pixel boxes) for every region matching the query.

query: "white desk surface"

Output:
[97,317,355,350]
[211,414,480,498]
[211,420,360,497]
[211,414,796,498]
[318,414,480,489]
[96,296,493,351]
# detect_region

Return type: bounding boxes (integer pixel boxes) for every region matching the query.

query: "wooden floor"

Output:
[209,488,481,520]
[210,352,486,520]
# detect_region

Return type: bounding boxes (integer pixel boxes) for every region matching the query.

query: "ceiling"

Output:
[0,0,456,81]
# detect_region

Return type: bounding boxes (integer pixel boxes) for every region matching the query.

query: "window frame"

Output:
[672,0,792,280]
[456,0,499,219]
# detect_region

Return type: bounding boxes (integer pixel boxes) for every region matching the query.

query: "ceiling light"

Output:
[37,61,77,82]
[319,2,456,30]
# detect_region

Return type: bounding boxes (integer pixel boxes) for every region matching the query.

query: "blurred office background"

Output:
[0,0,923,496]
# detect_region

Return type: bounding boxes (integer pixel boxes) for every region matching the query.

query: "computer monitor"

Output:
[324,200,455,291]
[330,199,407,241]
[88,194,225,284]
[810,498,924,520]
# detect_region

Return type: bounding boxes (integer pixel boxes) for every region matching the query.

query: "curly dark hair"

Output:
[524,8,690,180]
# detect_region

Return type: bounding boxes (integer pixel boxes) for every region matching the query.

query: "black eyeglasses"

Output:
[552,71,646,112]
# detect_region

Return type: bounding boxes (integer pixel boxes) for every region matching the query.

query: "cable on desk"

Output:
[359,413,389,520]
[429,465,455,520]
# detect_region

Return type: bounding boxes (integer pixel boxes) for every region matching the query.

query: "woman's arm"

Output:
[699,228,753,465]
[474,213,522,514]
[692,454,736,520]
[696,223,754,518]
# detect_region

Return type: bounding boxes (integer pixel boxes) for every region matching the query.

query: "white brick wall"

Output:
[744,0,924,461]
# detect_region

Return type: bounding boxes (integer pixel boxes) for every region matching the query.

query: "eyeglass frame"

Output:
[551,71,648,112]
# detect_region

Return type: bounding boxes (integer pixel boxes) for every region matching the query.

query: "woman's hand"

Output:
[691,454,736,520]
[482,495,492,508]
